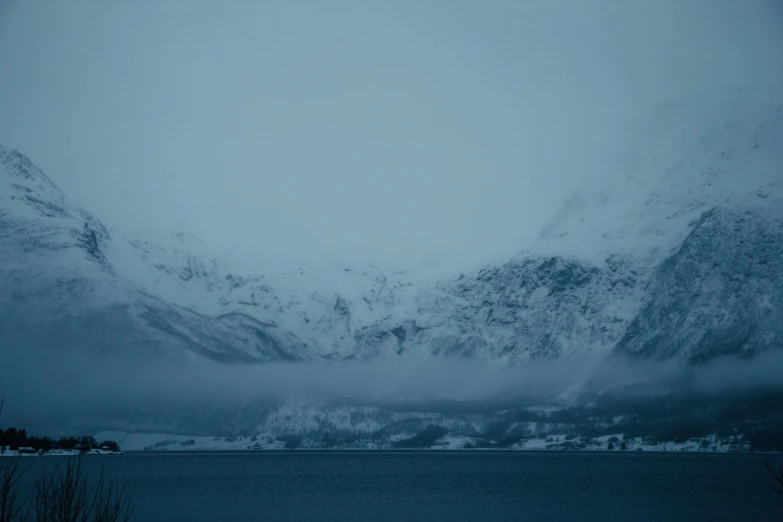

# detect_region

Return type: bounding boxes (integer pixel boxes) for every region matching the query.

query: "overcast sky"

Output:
[1,0,781,269]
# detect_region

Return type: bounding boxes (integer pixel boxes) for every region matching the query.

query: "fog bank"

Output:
[2,348,782,430]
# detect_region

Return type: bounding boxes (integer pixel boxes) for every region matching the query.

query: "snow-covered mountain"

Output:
[1,93,781,364]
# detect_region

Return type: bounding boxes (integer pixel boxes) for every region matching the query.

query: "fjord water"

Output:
[16,452,783,521]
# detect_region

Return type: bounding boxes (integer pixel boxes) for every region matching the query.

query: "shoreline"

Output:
[95,430,766,454]
[0,442,783,458]
[122,448,782,456]
[0,449,123,457]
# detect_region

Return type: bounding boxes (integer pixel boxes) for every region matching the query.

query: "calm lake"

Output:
[14,452,783,521]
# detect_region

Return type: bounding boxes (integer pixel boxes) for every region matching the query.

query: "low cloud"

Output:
[2,346,782,432]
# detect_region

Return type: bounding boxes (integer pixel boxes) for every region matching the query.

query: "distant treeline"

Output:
[0,427,121,452]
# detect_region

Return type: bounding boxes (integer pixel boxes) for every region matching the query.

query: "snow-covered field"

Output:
[0,448,122,457]
[94,430,755,454]
[508,434,747,453]
[94,431,288,452]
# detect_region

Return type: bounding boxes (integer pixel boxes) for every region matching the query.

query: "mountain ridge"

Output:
[1,95,781,364]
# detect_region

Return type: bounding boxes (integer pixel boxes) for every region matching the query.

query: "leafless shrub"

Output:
[0,397,133,522]
[0,446,30,522]
[0,398,32,522]
[32,458,133,522]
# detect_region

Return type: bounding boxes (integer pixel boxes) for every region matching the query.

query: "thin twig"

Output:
[2,397,134,521]
[33,456,134,522]
[0,396,34,522]
[763,456,783,495]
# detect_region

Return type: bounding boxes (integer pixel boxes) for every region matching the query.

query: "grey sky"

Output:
[1,0,781,269]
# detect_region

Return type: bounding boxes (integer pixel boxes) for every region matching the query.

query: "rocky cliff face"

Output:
[1,95,781,364]
[615,205,783,361]
[346,96,783,362]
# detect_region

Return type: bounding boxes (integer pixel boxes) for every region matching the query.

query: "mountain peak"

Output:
[2,86,782,367]
[0,144,111,243]
[533,97,783,270]
[1,146,62,195]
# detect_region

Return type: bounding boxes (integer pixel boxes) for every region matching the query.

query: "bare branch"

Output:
[1,398,134,521]
[33,456,134,522]
[0,395,34,522]
[763,456,783,495]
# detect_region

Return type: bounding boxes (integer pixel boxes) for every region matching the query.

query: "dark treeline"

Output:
[0,427,121,452]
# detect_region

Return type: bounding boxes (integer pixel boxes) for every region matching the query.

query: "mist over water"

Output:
[3,346,782,432]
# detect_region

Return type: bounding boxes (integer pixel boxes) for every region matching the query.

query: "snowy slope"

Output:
[536,95,783,271]
[0,146,314,362]
[1,92,782,364]
[535,95,783,360]
[350,94,783,361]
[615,204,783,360]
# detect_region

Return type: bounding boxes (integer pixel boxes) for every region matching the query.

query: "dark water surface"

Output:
[15,451,783,521]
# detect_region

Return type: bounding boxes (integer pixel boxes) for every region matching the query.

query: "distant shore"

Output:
[123,448,781,455]
[95,430,764,454]
[0,448,123,457]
